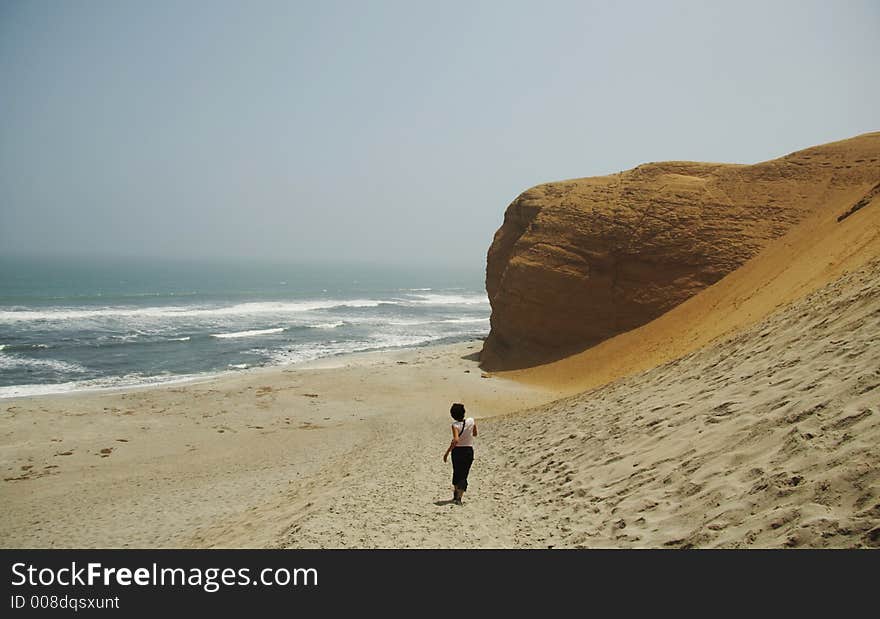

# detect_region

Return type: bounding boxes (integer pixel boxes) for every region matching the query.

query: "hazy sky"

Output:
[1,0,878,268]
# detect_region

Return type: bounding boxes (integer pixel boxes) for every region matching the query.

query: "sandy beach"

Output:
[0,341,558,548]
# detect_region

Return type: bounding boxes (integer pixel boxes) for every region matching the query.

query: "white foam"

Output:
[312,321,344,329]
[211,327,285,339]
[0,381,80,398]
[0,353,89,374]
[384,319,436,326]
[109,333,140,343]
[0,372,212,399]
[228,363,249,369]
[169,336,191,342]
[258,332,452,367]
[440,317,491,325]
[255,342,362,366]
[382,316,489,327]
[371,333,448,348]
[314,300,383,309]
[0,299,386,323]
[406,293,489,306]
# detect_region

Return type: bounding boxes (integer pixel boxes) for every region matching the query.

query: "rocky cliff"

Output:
[481,132,880,370]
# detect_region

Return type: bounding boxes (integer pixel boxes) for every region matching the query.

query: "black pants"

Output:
[451,446,474,492]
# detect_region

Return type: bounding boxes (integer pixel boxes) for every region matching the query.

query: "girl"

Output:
[442,402,478,504]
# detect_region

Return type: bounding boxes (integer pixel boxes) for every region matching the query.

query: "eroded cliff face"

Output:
[481,132,880,370]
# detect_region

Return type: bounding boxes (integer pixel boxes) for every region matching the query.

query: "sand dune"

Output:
[504,160,880,396]
[483,132,880,369]
[485,257,880,548]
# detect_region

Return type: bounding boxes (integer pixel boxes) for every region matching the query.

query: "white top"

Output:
[452,417,475,448]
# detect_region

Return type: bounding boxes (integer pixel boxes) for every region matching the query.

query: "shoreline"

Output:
[0,336,491,402]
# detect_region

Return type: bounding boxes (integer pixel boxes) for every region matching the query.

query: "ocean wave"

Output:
[0,371,212,399]
[381,316,489,327]
[0,329,484,398]
[371,333,451,348]
[107,333,141,343]
[311,321,344,329]
[406,293,489,306]
[258,332,455,367]
[169,336,191,342]
[0,299,386,323]
[0,343,50,352]
[440,317,490,324]
[249,344,353,366]
[0,353,89,374]
[384,319,437,326]
[211,327,285,339]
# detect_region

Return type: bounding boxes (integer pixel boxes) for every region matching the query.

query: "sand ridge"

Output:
[486,258,880,548]
[483,132,880,368]
[504,164,880,395]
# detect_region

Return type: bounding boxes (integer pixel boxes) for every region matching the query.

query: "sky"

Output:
[1,0,878,269]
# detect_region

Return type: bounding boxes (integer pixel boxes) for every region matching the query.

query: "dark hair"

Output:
[450,402,466,421]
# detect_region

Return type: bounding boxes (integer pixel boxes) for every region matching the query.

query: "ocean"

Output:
[0,256,490,398]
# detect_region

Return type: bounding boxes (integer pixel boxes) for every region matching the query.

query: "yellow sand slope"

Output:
[506,163,880,396]
[485,255,879,547]
[484,132,880,369]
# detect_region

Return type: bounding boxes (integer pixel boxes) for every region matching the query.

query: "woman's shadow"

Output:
[433,499,458,506]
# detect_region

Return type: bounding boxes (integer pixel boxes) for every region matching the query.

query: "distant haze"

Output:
[1,0,878,268]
